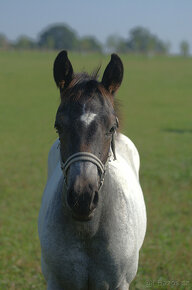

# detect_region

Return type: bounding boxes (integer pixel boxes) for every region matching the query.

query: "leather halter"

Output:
[60,152,108,189]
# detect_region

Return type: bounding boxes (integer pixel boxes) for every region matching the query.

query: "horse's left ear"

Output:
[53,50,73,90]
[101,54,123,95]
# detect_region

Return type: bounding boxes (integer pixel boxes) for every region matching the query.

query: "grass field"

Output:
[0,51,191,290]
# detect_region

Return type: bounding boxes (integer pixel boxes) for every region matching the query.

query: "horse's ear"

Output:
[53,50,73,90]
[101,54,123,95]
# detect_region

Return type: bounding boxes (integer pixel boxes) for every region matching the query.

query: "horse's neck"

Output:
[64,167,125,240]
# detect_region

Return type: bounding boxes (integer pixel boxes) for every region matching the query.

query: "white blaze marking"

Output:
[80,112,97,126]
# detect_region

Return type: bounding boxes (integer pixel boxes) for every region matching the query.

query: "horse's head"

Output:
[53,51,123,221]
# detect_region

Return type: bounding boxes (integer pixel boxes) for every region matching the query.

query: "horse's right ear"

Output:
[53,50,73,90]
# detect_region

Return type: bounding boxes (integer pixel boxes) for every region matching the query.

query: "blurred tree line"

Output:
[106,27,169,55]
[0,24,190,56]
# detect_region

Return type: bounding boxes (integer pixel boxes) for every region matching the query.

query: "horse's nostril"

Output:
[90,191,98,211]
[66,189,99,214]
[93,191,98,206]
[67,190,76,209]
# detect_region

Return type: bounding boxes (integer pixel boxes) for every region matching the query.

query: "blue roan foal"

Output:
[38,51,147,290]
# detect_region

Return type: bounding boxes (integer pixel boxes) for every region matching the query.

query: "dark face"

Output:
[55,83,117,221]
[53,51,123,221]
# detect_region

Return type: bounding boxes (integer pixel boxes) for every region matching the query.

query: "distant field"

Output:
[0,51,191,289]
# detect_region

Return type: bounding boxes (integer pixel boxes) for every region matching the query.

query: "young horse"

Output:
[38,51,146,290]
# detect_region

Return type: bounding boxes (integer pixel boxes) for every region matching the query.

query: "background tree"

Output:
[38,24,78,50]
[180,41,190,57]
[79,36,102,53]
[126,27,168,55]
[105,34,128,53]
[127,27,151,53]
[14,36,36,50]
[0,33,10,50]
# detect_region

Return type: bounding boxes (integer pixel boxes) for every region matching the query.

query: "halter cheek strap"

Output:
[111,117,119,160]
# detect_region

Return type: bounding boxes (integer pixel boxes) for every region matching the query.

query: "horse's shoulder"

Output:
[47,139,60,180]
[116,133,140,179]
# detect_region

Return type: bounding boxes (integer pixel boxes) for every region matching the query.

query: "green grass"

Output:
[0,51,191,289]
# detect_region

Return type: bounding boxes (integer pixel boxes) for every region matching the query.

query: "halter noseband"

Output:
[61,151,106,187]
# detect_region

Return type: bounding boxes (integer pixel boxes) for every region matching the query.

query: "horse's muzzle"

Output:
[66,186,98,221]
[65,161,99,221]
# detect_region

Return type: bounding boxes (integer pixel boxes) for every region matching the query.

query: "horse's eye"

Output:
[109,125,116,134]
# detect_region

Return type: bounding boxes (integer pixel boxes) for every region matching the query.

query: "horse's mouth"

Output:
[72,210,95,222]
